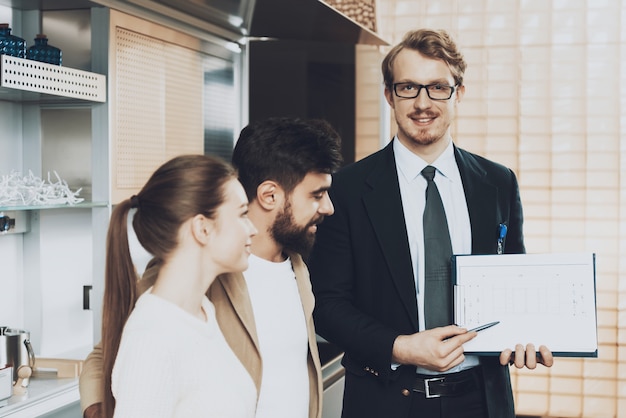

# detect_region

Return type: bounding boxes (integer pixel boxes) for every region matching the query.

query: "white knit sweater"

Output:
[111,292,256,417]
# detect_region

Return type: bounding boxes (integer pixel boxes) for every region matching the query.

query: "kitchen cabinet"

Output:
[1,0,242,344]
[1,0,382,415]
[0,4,108,416]
[0,2,109,352]
[1,3,243,414]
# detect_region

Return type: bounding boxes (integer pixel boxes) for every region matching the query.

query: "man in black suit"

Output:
[309,29,553,418]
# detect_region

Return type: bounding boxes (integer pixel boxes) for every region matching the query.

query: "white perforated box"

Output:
[0,55,106,102]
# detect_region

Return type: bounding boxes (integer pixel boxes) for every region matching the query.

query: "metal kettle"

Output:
[0,327,35,387]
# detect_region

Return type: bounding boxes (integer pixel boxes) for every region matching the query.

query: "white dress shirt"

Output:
[394,137,479,374]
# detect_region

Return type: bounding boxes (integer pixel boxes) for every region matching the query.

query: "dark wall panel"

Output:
[249,40,355,165]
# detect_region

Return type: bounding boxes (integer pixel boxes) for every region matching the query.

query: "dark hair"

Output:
[100,154,236,417]
[382,29,467,90]
[232,117,343,200]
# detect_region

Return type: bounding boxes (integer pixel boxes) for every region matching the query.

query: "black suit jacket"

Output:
[309,140,524,418]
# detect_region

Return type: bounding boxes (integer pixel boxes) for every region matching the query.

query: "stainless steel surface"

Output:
[322,373,344,418]
[322,353,344,390]
[0,328,35,386]
[320,341,345,418]
[140,0,252,37]
[42,9,93,71]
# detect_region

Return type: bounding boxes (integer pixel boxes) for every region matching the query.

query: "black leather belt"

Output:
[412,367,480,398]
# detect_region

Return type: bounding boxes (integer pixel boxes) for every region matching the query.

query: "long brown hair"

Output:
[100,154,236,417]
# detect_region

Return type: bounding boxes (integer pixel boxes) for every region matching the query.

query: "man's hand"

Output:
[499,344,554,369]
[83,402,103,418]
[392,325,477,372]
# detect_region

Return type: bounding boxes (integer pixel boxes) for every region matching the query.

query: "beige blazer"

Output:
[79,251,323,418]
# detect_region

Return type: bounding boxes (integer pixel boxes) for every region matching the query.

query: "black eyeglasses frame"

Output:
[392,82,458,101]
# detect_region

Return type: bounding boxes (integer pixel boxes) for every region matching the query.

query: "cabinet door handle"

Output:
[83,285,93,310]
[0,215,15,232]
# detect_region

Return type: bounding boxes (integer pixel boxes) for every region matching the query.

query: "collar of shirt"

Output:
[393,137,461,186]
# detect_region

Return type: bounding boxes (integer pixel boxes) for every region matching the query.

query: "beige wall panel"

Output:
[109,11,203,204]
[369,1,626,416]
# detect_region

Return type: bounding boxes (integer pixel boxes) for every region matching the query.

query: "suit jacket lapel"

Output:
[362,142,418,330]
[454,147,498,254]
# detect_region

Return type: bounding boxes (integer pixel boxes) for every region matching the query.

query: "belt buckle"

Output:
[424,377,445,398]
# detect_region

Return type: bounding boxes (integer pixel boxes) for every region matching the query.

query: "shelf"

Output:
[0,201,109,211]
[0,55,106,103]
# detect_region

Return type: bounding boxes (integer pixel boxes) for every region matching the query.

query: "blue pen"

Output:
[497,223,507,254]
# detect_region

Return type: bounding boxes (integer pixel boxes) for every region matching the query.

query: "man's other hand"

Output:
[499,344,554,369]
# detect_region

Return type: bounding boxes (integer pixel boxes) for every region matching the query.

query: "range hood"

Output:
[1,0,387,45]
[249,0,387,45]
[109,0,388,45]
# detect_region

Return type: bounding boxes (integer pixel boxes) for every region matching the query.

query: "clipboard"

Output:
[452,252,598,357]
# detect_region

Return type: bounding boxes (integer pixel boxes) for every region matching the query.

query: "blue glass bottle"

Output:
[26,34,62,65]
[0,23,26,58]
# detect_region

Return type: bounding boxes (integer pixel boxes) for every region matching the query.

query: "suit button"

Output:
[401,389,410,397]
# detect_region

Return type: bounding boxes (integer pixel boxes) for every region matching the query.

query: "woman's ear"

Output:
[256,180,282,210]
[190,214,212,245]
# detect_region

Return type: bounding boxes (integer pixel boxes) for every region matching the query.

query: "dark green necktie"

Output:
[422,166,453,329]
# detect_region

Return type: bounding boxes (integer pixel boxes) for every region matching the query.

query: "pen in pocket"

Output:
[497,223,507,254]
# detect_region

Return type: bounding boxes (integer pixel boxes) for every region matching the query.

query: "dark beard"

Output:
[270,203,321,258]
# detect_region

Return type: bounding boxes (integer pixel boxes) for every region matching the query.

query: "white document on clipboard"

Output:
[452,252,598,357]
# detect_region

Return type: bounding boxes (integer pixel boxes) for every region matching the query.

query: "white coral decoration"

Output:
[0,170,84,206]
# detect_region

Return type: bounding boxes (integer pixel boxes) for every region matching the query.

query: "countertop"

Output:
[0,371,79,418]
[318,340,344,390]
[0,343,341,417]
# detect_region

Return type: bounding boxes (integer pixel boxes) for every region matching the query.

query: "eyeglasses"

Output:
[392,82,457,100]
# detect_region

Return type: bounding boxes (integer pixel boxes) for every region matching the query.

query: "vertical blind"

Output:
[356,0,625,416]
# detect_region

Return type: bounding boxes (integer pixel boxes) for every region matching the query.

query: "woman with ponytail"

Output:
[100,154,257,417]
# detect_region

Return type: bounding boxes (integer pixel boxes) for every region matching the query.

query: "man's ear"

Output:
[455,84,465,103]
[256,180,282,210]
[384,87,395,108]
